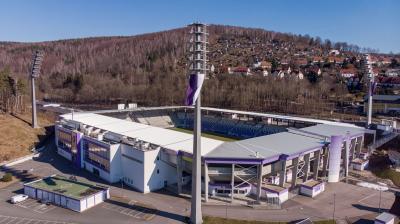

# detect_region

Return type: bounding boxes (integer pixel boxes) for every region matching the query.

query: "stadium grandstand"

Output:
[54,106,376,204]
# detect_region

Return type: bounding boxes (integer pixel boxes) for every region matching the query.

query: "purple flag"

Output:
[185,73,205,106]
[369,81,377,96]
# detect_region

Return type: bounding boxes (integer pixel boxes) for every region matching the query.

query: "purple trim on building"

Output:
[180,151,193,158]
[204,157,263,165]
[262,155,281,164]
[374,219,386,224]
[300,182,324,190]
[162,148,177,156]
[260,186,288,194]
[73,132,83,168]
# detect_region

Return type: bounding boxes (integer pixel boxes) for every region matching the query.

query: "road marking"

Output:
[0,215,73,224]
[0,217,10,224]
[14,218,27,224]
[358,192,376,204]
[4,217,17,224]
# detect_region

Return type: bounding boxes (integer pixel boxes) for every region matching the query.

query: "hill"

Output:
[0,25,399,115]
[0,111,55,162]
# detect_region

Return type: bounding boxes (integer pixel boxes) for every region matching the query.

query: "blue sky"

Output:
[0,0,399,53]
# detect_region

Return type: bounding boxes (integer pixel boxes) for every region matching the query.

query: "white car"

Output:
[10,194,28,204]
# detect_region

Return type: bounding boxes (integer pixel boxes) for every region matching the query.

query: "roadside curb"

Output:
[0,153,39,168]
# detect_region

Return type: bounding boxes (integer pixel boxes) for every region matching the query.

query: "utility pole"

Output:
[30,50,44,128]
[365,54,374,128]
[188,22,208,224]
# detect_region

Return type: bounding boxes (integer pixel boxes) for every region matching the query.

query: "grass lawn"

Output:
[202,217,335,224]
[369,149,400,187]
[372,168,400,187]
[168,127,238,142]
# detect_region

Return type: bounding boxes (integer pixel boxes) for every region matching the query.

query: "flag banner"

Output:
[369,81,377,96]
[372,81,377,96]
[185,73,205,106]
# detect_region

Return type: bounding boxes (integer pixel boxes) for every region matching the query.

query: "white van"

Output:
[10,194,28,204]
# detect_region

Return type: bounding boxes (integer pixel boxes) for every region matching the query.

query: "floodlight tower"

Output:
[30,50,44,128]
[365,54,374,128]
[188,22,208,224]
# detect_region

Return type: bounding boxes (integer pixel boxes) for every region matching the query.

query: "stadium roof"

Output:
[200,107,361,127]
[205,124,366,162]
[205,131,325,161]
[300,124,367,138]
[61,112,367,163]
[61,113,224,156]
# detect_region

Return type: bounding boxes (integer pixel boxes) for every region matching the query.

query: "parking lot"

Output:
[14,198,56,214]
[102,199,157,221]
[0,214,72,224]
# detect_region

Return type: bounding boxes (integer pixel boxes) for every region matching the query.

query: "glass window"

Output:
[83,140,110,172]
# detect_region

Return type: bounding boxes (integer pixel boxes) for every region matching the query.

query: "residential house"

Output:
[260,61,272,70]
[312,56,323,64]
[386,69,400,77]
[340,68,357,78]
[328,56,345,64]
[228,67,252,76]
[296,58,308,66]
[329,49,340,56]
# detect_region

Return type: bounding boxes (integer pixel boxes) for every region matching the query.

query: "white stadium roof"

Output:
[60,113,223,156]
[60,109,367,162]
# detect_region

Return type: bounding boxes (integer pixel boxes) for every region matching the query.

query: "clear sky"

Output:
[0,0,399,53]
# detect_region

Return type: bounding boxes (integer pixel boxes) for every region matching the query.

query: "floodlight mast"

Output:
[188,22,208,224]
[30,50,44,128]
[365,54,374,128]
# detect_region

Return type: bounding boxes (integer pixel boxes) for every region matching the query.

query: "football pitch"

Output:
[168,127,238,142]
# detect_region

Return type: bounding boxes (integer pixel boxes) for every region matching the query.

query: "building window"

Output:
[83,139,110,172]
[157,169,159,174]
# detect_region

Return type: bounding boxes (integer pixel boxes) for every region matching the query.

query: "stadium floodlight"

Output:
[30,50,44,128]
[365,54,374,128]
[187,22,208,224]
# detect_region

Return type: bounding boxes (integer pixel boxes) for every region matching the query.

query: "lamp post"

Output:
[188,22,208,224]
[30,50,44,128]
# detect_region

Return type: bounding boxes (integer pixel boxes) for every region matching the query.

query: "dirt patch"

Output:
[0,111,55,162]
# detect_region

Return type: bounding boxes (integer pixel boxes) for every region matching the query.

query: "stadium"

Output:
[54,106,375,204]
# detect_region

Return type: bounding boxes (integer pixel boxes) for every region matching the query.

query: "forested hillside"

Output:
[1,25,398,115]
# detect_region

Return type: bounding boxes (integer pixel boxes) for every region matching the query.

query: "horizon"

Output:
[0,0,399,53]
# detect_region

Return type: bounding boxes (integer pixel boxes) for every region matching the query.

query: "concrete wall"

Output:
[143,147,177,193]
[109,144,122,183]
[121,144,145,192]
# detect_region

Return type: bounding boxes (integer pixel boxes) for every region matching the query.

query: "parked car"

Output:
[40,199,51,205]
[10,194,28,204]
